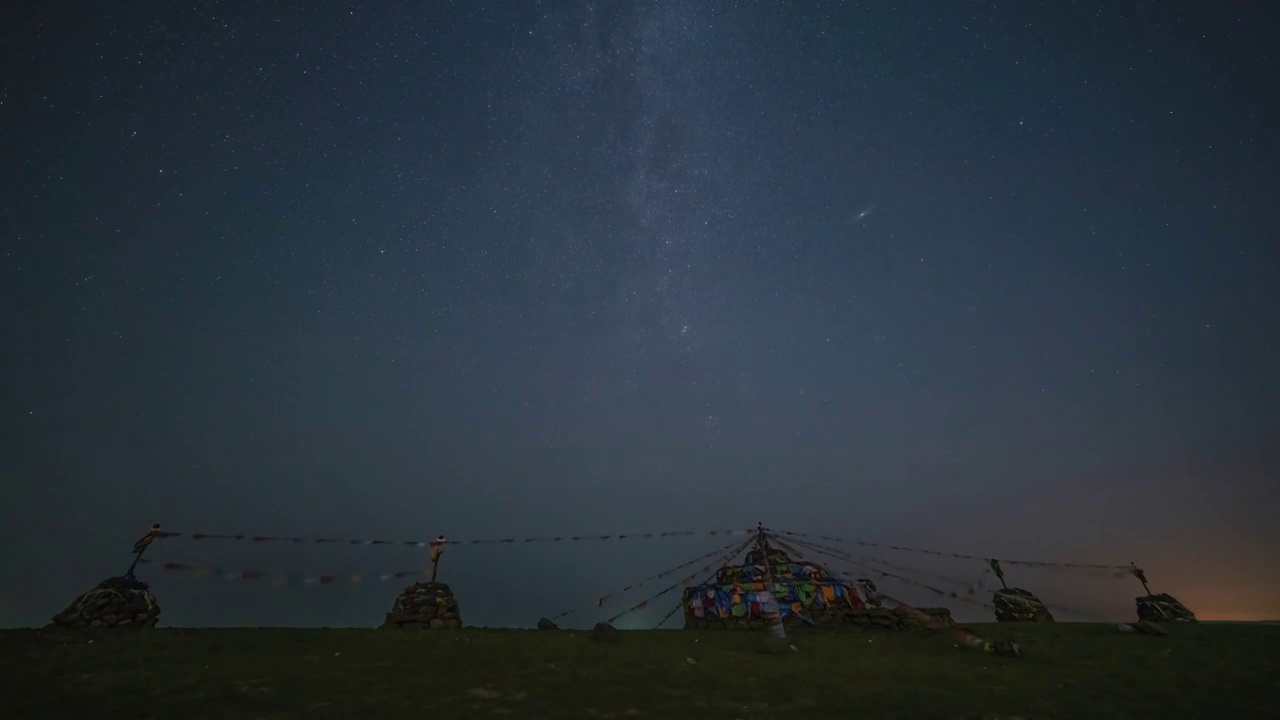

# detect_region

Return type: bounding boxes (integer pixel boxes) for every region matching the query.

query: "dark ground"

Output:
[2,623,1276,719]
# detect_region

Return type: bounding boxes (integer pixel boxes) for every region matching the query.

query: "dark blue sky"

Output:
[3,0,1277,628]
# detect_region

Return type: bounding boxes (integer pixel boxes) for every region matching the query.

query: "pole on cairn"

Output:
[429,535,446,583]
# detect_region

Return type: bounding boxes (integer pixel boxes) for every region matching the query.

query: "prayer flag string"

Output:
[766,527,1131,570]
[654,557,729,629]
[778,536,996,611]
[154,527,757,547]
[143,559,431,587]
[604,536,757,626]
[550,533,756,620]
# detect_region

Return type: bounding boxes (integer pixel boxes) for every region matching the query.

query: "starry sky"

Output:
[2,1,1277,629]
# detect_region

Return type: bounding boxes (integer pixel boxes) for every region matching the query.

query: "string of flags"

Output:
[142,560,432,587]
[778,535,997,611]
[153,527,757,547]
[655,560,722,629]
[549,535,756,620]
[765,527,1132,570]
[783,536,1135,622]
[823,545,994,590]
[655,597,686,629]
[143,523,1135,575]
[604,536,758,625]
[652,544,745,629]
[141,535,760,599]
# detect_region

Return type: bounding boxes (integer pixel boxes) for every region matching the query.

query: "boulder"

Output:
[1120,620,1168,636]
[591,622,621,642]
[380,582,462,629]
[910,606,957,628]
[1135,593,1196,622]
[51,576,160,629]
[985,639,1023,658]
[993,587,1055,622]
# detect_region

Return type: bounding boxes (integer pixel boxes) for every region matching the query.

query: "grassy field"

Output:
[2,623,1277,719]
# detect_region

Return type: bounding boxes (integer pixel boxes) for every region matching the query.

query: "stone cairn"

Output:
[992,587,1055,622]
[1136,593,1196,622]
[381,581,462,629]
[50,576,161,628]
[683,538,958,632]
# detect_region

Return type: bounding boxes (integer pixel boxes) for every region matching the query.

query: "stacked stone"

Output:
[685,605,953,631]
[993,587,1055,622]
[381,582,462,629]
[50,576,161,628]
[1136,593,1196,622]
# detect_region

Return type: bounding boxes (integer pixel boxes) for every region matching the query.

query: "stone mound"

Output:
[1136,593,1196,622]
[51,576,161,628]
[993,587,1055,622]
[381,581,462,629]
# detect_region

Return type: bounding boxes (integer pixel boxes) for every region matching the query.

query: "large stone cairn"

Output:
[1136,593,1196,622]
[51,576,160,628]
[993,587,1055,622]
[381,581,462,629]
[684,542,959,632]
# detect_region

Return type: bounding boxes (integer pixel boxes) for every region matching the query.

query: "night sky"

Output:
[3,1,1277,629]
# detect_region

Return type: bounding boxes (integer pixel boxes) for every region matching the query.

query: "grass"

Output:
[2,623,1276,719]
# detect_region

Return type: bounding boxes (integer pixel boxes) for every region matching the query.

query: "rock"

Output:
[379,582,462,630]
[537,617,559,630]
[51,576,161,629]
[591,622,621,642]
[984,639,1023,658]
[1136,594,1196,622]
[1122,620,1168,636]
[993,588,1055,622]
[906,607,956,628]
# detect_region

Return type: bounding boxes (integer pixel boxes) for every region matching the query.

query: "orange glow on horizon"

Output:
[1193,609,1279,622]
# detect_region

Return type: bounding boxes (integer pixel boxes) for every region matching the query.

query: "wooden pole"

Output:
[989,559,1009,589]
[755,522,788,642]
[125,524,162,581]
[429,535,446,583]
[1130,563,1151,595]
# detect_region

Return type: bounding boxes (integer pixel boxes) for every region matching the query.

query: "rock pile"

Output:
[993,587,1055,622]
[1136,593,1196,622]
[51,576,161,628]
[685,605,953,631]
[380,582,462,629]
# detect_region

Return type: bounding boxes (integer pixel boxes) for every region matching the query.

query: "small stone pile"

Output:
[51,576,161,628]
[686,605,953,631]
[381,582,462,629]
[993,587,1055,622]
[1136,593,1196,622]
